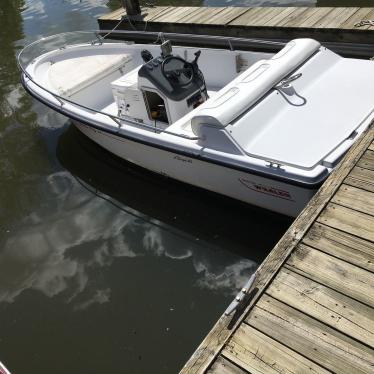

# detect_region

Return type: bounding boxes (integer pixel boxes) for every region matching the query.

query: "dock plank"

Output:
[267,268,374,346]
[322,7,359,29]
[202,7,248,25]
[229,7,274,26]
[317,203,374,243]
[286,243,374,307]
[270,7,306,27]
[340,7,373,29]
[181,125,374,374]
[357,150,374,171]
[178,7,227,25]
[312,8,347,28]
[222,323,329,374]
[247,295,374,374]
[152,7,196,23]
[332,184,374,217]
[345,166,374,193]
[275,7,317,28]
[303,222,374,272]
[262,7,296,26]
[142,6,173,22]
[207,356,247,374]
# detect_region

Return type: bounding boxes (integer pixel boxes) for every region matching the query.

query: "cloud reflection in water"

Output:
[0,171,256,307]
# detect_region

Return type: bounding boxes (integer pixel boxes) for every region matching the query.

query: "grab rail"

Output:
[17,31,206,141]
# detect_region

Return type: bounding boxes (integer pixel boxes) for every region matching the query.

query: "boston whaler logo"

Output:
[239,179,294,201]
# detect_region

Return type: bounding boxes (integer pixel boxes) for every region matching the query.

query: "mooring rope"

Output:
[354,19,374,27]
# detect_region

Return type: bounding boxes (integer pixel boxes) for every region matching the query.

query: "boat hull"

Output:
[74,121,316,217]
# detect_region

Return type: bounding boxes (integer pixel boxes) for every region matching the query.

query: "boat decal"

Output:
[0,361,10,374]
[239,179,294,202]
[174,155,192,164]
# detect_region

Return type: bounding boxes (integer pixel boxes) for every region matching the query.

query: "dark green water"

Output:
[0,0,371,373]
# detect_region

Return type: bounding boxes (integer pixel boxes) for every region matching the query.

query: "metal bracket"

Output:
[225,272,257,316]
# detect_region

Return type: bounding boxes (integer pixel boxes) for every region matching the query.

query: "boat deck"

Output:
[181,122,374,373]
[98,6,374,46]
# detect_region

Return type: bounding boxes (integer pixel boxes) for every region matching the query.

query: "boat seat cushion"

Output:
[49,53,133,97]
[191,39,321,133]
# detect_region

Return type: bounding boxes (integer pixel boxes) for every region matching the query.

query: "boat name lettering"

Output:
[174,155,192,163]
[239,179,294,201]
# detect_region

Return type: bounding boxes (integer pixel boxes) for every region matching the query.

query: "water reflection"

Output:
[0,162,264,307]
[0,1,293,373]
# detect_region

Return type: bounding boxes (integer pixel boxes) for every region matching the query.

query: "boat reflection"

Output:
[0,124,291,308]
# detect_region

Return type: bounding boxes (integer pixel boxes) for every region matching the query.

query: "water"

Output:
[0,0,371,373]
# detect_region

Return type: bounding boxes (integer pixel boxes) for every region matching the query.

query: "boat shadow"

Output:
[56,123,293,263]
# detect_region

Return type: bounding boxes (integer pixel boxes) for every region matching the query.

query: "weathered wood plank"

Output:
[203,7,249,26]
[287,243,374,307]
[207,356,247,374]
[369,142,374,152]
[322,7,359,29]
[317,202,374,243]
[340,7,373,29]
[332,184,374,217]
[361,9,374,30]
[312,8,348,28]
[247,295,374,374]
[222,323,330,374]
[179,7,227,25]
[295,8,334,28]
[275,7,317,27]
[181,126,374,374]
[345,166,374,193]
[357,150,374,171]
[245,8,285,27]
[229,7,272,26]
[152,7,196,23]
[264,7,299,27]
[303,222,374,272]
[267,268,374,346]
[142,6,172,22]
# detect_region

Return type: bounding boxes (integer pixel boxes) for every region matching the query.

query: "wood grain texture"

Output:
[247,295,374,374]
[287,243,374,307]
[267,268,374,346]
[262,7,296,26]
[207,356,247,374]
[320,7,359,29]
[181,125,374,374]
[317,203,374,243]
[178,7,227,24]
[332,184,374,217]
[303,222,374,272]
[340,7,372,29]
[229,7,273,26]
[295,8,334,28]
[203,7,249,25]
[358,150,374,171]
[276,7,317,28]
[222,323,329,374]
[345,166,374,193]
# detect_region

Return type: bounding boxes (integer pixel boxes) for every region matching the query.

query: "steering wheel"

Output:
[161,56,194,87]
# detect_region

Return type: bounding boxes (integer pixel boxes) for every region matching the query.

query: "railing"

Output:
[17,30,286,142]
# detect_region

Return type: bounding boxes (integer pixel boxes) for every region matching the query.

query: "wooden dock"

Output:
[181,123,374,373]
[98,6,374,46]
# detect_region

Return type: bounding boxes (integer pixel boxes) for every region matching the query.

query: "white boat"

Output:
[19,31,374,216]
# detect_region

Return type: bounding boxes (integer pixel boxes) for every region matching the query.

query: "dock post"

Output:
[121,0,141,16]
